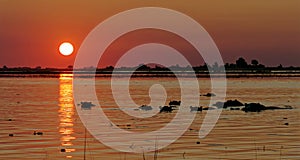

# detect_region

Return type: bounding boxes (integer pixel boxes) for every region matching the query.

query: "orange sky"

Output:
[0,0,300,68]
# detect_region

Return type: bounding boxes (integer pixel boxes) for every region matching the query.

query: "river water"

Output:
[0,75,299,159]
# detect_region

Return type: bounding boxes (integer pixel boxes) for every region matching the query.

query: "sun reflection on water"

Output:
[59,74,76,157]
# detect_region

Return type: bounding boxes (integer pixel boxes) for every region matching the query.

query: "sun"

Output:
[59,42,74,56]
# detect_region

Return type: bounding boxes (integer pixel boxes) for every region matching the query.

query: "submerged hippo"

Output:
[169,100,181,106]
[190,106,202,112]
[242,103,293,112]
[213,99,244,108]
[159,106,174,113]
[139,105,152,111]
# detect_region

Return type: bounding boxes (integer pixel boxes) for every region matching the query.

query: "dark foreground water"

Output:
[0,75,299,159]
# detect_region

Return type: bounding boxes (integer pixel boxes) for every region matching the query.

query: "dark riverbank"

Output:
[1,70,300,78]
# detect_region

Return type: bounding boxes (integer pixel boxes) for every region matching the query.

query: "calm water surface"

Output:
[0,75,299,159]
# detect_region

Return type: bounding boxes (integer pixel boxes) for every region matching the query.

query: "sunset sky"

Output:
[0,0,300,68]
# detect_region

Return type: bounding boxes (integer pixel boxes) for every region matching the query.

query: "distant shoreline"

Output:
[2,57,300,78]
[2,56,300,78]
[1,70,300,78]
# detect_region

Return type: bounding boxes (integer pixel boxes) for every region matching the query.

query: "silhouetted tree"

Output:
[2,65,8,69]
[185,65,192,70]
[203,63,208,69]
[137,64,150,71]
[224,63,230,69]
[258,64,265,68]
[236,57,248,68]
[212,62,219,71]
[105,66,114,70]
[251,59,259,66]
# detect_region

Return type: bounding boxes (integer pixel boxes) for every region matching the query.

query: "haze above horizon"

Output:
[1,1,300,68]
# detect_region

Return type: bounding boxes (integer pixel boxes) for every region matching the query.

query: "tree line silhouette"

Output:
[0,57,299,74]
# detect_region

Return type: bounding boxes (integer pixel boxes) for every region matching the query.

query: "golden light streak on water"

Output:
[59,74,76,158]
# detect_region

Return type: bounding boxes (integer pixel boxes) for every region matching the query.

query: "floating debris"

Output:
[9,133,14,137]
[60,148,66,152]
[196,141,200,144]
